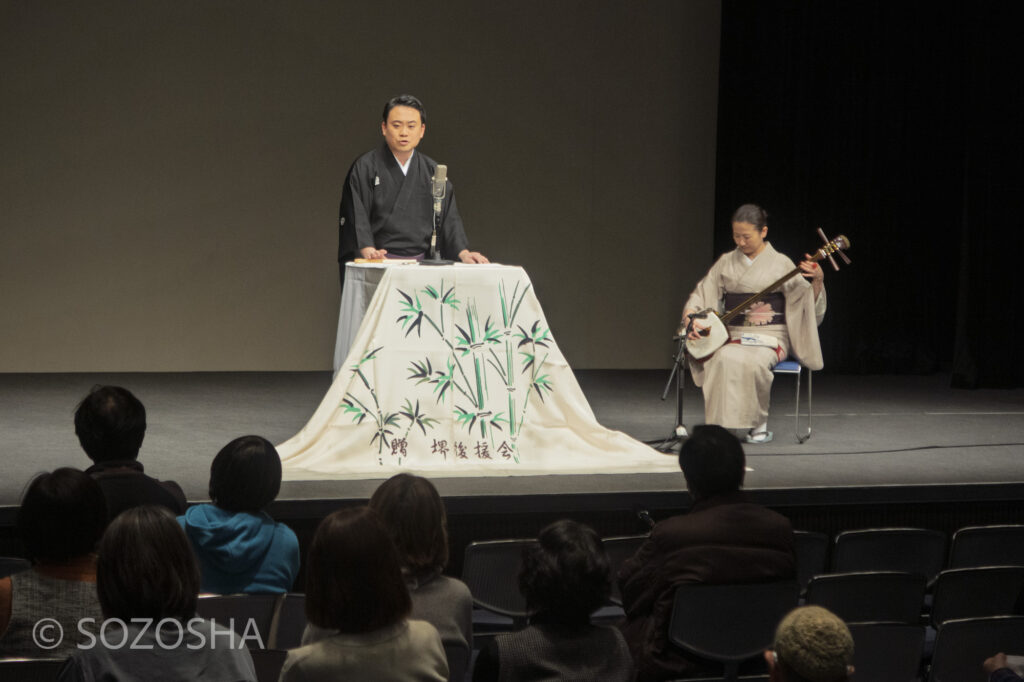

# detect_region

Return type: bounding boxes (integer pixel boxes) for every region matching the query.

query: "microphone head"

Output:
[433,164,447,183]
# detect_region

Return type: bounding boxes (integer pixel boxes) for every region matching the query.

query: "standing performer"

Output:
[679,204,826,443]
[337,94,488,291]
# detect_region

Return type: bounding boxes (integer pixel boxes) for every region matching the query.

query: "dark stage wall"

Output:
[0,0,721,372]
[714,0,1024,387]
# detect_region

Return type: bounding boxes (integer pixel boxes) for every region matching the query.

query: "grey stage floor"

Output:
[1,370,1023,509]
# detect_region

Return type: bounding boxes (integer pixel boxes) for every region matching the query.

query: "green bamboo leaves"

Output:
[342,274,556,465]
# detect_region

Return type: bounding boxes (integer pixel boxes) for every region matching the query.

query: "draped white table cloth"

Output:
[280,263,673,479]
[333,263,389,377]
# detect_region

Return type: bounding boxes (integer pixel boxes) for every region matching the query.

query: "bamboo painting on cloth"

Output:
[277,265,672,479]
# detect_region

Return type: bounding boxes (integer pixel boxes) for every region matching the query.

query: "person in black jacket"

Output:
[75,385,186,519]
[617,424,796,680]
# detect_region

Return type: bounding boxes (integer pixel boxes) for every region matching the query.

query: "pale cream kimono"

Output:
[685,243,826,429]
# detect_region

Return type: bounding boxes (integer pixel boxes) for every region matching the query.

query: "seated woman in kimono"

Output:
[680,204,826,443]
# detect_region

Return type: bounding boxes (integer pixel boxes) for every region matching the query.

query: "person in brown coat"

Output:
[617,424,796,680]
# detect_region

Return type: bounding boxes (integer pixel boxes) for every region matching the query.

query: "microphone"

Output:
[431,164,447,214]
[426,164,449,262]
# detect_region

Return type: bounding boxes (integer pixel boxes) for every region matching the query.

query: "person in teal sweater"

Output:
[178,436,299,594]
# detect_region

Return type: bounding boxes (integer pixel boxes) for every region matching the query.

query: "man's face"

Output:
[381,105,425,158]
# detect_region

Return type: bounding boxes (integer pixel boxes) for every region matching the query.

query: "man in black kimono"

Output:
[337,94,488,291]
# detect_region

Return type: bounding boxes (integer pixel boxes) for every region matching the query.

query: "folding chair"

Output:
[804,571,926,624]
[442,640,470,682]
[930,566,1024,627]
[603,534,647,606]
[195,593,280,649]
[948,525,1024,569]
[268,592,306,650]
[792,530,828,594]
[461,539,534,631]
[0,658,67,681]
[928,616,1024,682]
[249,648,288,682]
[684,671,770,675]
[667,580,800,682]
[832,528,947,582]
[772,359,812,443]
[0,556,31,578]
[847,622,925,682]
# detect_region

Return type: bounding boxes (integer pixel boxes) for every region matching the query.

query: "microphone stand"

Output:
[423,166,454,266]
[429,212,441,261]
[645,335,690,452]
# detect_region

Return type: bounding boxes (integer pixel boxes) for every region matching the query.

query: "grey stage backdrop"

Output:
[1,1,720,371]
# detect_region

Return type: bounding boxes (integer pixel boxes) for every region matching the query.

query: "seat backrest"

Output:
[804,571,926,624]
[0,556,31,578]
[931,566,1024,627]
[0,658,66,682]
[847,622,925,682]
[929,616,1024,682]
[442,640,470,682]
[268,592,306,650]
[949,525,1024,569]
[195,593,280,649]
[602,534,647,605]
[668,580,800,676]
[249,648,288,682]
[832,528,947,581]
[792,530,828,592]
[671,671,770,675]
[461,539,535,619]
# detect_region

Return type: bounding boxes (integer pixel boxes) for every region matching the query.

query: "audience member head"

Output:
[382,94,426,124]
[518,519,611,623]
[369,473,449,576]
[74,385,147,463]
[96,505,200,622]
[208,435,282,514]
[305,506,411,633]
[767,606,854,682]
[678,424,746,499]
[17,467,107,563]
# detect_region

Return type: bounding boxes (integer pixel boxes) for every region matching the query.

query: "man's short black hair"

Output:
[382,94,426,124]
[18,468,108,562]
[74,385,146,463]
[678,424,746,498]
[208,435,282,513]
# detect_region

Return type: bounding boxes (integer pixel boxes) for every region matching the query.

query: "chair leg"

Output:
[793,367,812,443]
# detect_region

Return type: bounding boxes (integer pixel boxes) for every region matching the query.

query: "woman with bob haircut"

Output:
[369,473,473,680]
[0,468,106,657]
[59,505,256,681]
[281,506,448,682]
[472,519,633,682]
[178,435,299,593]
